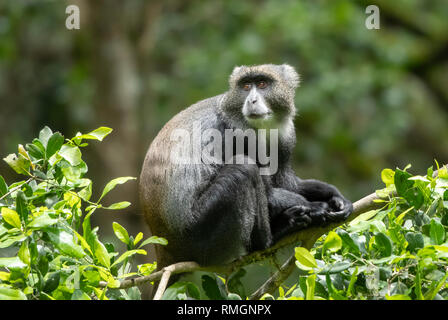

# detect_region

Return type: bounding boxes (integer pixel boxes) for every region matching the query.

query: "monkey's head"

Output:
[221,64,300,129]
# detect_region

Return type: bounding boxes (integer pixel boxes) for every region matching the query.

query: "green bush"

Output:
[0,126,166,300]
[272,163,448,300]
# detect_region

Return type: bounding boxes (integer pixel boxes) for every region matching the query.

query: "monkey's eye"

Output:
[242,83,252,91]
[256,81,268,89]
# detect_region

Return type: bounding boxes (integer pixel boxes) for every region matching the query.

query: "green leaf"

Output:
[46,132,64,158]
[93,238,110,268]
[139,236,168,247]
[43,271,61,293]
[60,160,87,182]
[337,229,360,254]
[227,268,247,299]
[0,287,27,300]
[137,263,157,276]
[133,232,143,246]
[305,274,316,300]
[73,231,93,256]
[295,247,317,271]
[429,219,445,245]
[78,180,92,201]
[46,228,85,258]
[381,168,395,186]
[318,261,351,274]
[405,232,424,252]
[385,294,411,300]
[39,126,53,148]
[104,201,131,210]
[403,187,424,209]
[112,222,130,245]
[1,207,22,229]
[323,231,342,253]
[26,142,44,160]
[0,233,27,248]
[202,275,227,300]
[0,257,27,270]
[0,175,7,196]
[394,169,413,197]
[72,289,91,300]
[374,232,393,257]
[415,265,424,300]
[162,282,201,300]
[74,127,113,142]
[3,153,30,175]
[347,267,358,297]
[424,272,448,300]
[99,177,136,202]
[27,212,59,229]
[18,241,30,265]
[111,249,146,268]
[15,191,28,223]
[227,293,242,300]
[58,145,82,166]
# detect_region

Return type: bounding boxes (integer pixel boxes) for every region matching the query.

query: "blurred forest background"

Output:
[0,0,448,294]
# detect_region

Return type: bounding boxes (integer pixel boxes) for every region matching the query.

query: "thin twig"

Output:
[0,177,34,201]
[153,266,174,300]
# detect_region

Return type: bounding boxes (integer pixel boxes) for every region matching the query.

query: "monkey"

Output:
[139,64,353,269]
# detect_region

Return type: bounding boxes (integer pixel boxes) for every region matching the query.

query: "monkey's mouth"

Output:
[246,113,272,120]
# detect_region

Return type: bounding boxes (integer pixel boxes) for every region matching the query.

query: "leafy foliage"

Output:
[0,127,166,300]
[164,163,448,300]
[273,163,448,300]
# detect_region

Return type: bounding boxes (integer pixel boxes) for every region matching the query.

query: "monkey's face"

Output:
[239,76,273,126]
[224,64,300,129]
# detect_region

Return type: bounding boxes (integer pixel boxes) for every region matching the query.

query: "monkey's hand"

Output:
[326,195,353,222]
[271,201,335,242]
[271,205,313,242]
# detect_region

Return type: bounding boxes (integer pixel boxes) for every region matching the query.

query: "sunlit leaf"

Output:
[98,177,136,202]
[323,231,342,253]
[38,126,53,148]
[104,201,131,210]
[0,287,27,300]
[429,219,445,245]
[58,145,82,166]
[3,153,30,175]
[294,247,317,271]
[139,236,168,248]
[112,222,130,245]
[111,249,146,268]
[381,168,395,187]
[46,228,85,259]
[1,207,22,229]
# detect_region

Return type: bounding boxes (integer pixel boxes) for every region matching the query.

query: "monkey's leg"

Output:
[188,162,272,265]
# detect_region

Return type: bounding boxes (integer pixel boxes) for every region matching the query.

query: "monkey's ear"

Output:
[280,64,300,89]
